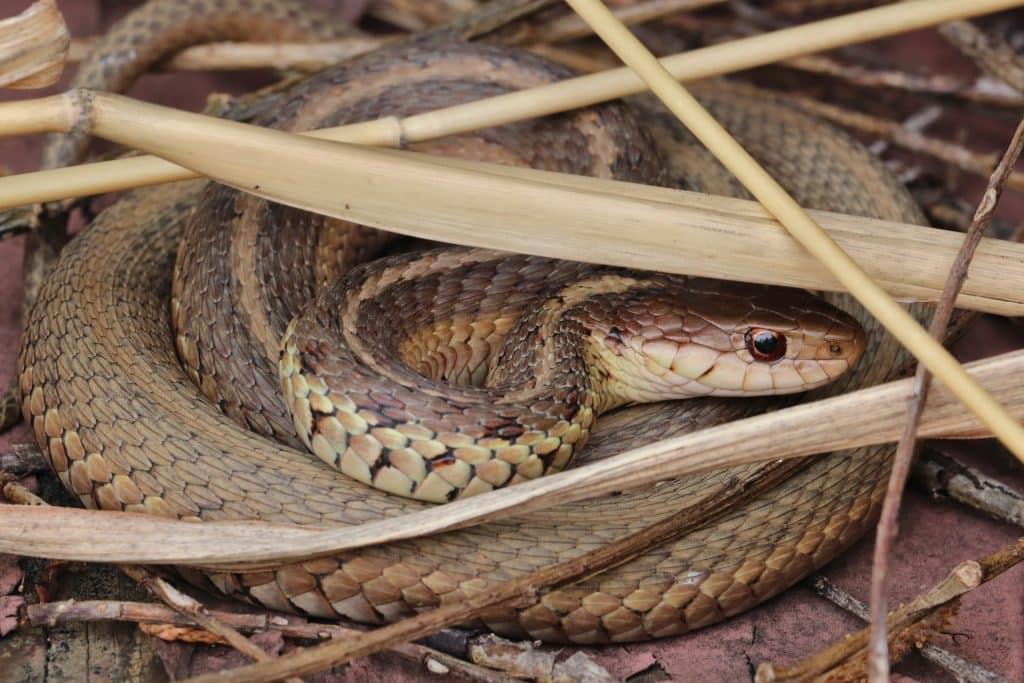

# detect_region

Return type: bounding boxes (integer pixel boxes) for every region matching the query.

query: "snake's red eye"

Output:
[745,328,786,362]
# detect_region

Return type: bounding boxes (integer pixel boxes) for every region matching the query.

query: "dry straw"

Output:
[559,5,1024,455]
[1,348,1022,568]
[5,93,1024,314]
[0,0,1023,565]
[0,0,1020,205]
[0,0,68,89]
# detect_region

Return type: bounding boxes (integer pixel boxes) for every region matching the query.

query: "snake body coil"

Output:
[18,0,929,643]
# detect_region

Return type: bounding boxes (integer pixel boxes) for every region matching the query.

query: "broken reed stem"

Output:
[3,480,305,683]
[10,93,1024,318]
[563,0,1024,464]
[0,0,1020,206]
[788,95,1024,192]
[867,113,1024,683]
[24,600,513,683]
[759,538,1024,681]
[177,462,798,683]
[808,576,1006,683]
[4,346,1024,568]
[0,0,69,89]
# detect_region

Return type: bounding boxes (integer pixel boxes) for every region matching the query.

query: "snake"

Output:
[15,0,929,643]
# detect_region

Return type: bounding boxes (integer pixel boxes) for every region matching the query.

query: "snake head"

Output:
[585,277,866,408]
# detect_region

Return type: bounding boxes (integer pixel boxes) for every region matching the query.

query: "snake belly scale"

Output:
[17,0,929,643]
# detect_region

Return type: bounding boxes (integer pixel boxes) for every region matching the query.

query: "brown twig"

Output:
[808,575,1008,683]
[866,112,1024,682]
[118,568,305,683]
[24,599,515,683]
[177,462,801,683]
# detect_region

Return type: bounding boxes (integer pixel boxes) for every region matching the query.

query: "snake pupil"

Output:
[746,328,786,362]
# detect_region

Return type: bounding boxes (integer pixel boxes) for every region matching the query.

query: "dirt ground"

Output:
[0,1,1023,681]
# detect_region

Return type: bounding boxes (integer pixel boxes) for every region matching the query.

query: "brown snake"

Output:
[16,0,929,643]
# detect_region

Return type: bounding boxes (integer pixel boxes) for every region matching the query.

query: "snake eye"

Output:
[745,328,786,362]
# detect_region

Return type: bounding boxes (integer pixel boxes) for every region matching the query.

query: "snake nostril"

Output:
[828,342,843,356]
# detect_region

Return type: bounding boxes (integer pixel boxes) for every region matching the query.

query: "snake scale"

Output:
[16,0,929,643]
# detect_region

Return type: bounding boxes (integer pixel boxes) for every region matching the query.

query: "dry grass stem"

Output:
[0,0,1017,206]
[867,113,1024,682]
[0,0,69,89]
[5,92,1024,316]
[2,346,1024,569]
[912,449,1024,528]
[565,0,1024,469]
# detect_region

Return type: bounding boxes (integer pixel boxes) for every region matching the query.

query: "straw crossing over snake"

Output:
[16,0,930,643]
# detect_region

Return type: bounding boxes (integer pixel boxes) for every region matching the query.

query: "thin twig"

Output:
[122,569,305,683]
[175,462,801,683]
[565,0,1024,465]
[867,113,1024,682]
[808,575,1008,683]
[24,599,514,682]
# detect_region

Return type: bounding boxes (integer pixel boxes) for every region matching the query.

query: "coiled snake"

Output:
[16,0,929,643]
